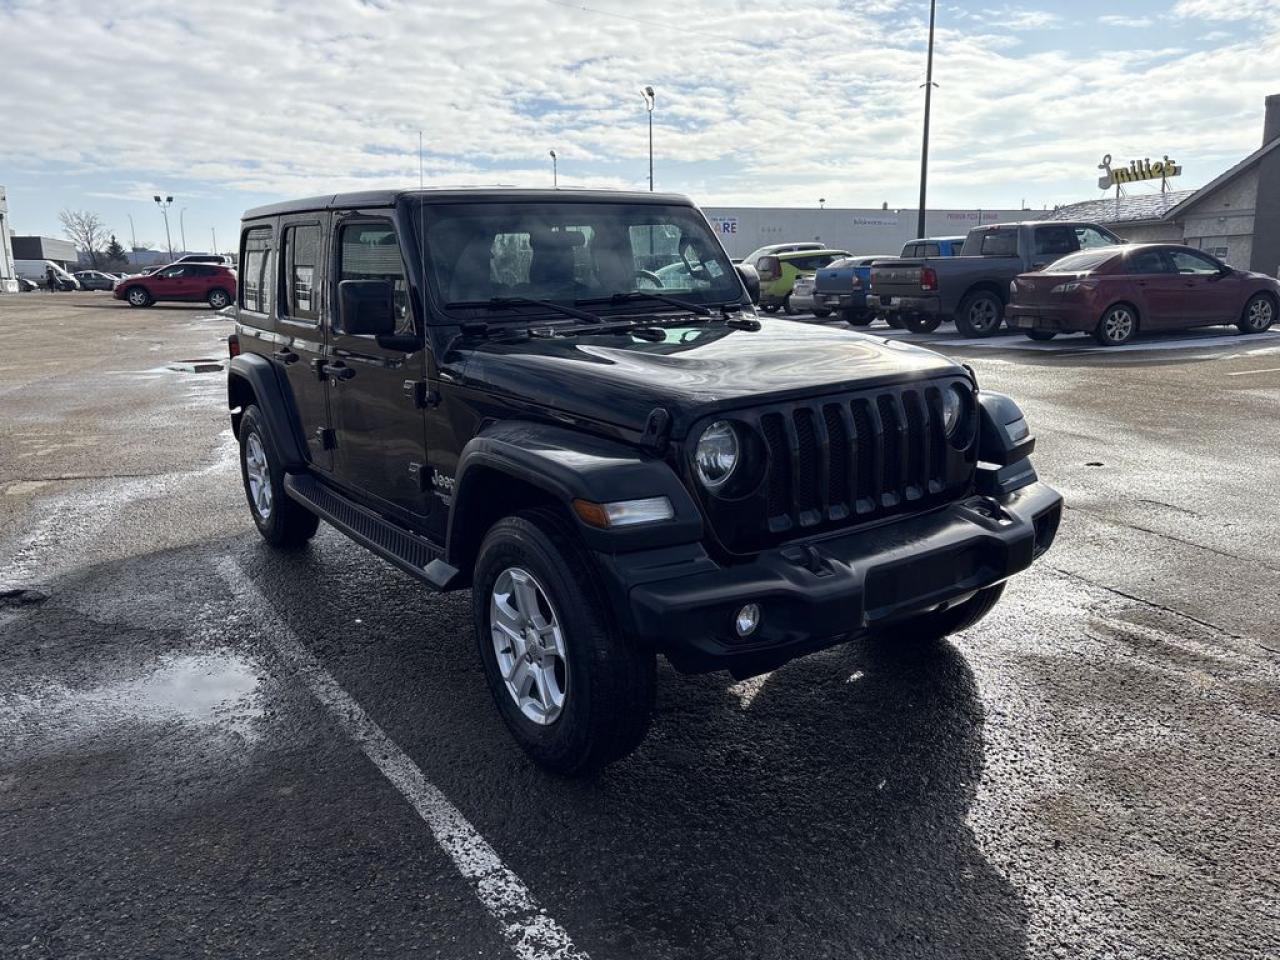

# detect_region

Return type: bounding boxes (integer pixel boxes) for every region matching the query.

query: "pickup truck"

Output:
[868,221,1124,337]
[808,255,896,323]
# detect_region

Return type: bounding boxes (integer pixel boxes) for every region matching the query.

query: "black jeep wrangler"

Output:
[227,188,1062,774]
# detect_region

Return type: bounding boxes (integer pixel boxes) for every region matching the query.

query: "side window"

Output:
[1127,250,1172,274]
[1168,250,1221,275]
[902,244,919,258]
[1075,226,1116,249]
[338,221,412,335]
[240,226,273,314]
[280,223,320,322]
[979,229,1018,256]
[922,244,940,257]
[1033,226,1079,258]
[158,265,186,278]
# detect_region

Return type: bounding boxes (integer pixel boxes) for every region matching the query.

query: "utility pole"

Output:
[916,0,938,240]
[126,213,138,252]
[211,227,218,256]
[153,195,174,259]
[550,149,558,187]
[641,86,655,191]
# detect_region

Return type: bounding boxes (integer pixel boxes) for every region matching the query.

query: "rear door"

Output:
[326,214,432,518]
[1124,248,1182,327]
[277,217,334,470]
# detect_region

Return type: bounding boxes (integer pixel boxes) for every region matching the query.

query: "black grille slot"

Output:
[793,407,819,518]
[849,399,876,506]
[924,386,946,493]
[822,403,849,511]
[877,394,902,503]
[760,412,790,527]
[902,390,925,499]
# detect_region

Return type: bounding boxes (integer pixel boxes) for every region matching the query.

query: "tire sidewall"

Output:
[238,406,284,540]
[904,313,941,334]
[208,288,231,310]
[958,292,1002,337]
[472,516,613,769]
[1096,304,1138,345]
[126,286,151,307]
[1241,293,1275,333]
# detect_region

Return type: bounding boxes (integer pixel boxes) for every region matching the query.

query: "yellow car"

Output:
[756,249,849,314]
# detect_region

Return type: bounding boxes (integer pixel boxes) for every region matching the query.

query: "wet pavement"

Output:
[1,293,1278,959]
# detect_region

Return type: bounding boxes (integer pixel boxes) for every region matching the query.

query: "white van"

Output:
[14,259,80,290]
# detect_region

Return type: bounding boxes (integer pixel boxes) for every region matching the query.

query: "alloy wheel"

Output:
[244,432,273,520]
[128,288,147,306]
[969,298,999,332]
[209,290,230,309]
[1247,297,1274,331]
[490,566,568,725]
[1102,307,1135,343]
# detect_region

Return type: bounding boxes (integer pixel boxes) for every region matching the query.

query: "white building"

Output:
[701,205,1031,259]
[0,187,17,293]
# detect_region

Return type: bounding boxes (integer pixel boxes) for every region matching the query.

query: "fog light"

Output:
[735,603,761,638]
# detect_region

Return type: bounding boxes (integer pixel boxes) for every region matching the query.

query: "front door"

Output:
[326,215,432,518]
[151,263,202,300]
[1165,249,1228,324]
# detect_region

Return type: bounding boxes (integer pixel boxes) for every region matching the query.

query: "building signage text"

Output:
[1097,153,1182,190]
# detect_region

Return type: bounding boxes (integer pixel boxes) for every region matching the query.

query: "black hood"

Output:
[460,318,963,437]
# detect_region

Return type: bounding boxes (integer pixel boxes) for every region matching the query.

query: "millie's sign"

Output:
[1098,153,1182,190]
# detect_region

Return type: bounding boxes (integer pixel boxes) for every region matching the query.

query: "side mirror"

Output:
[339,279,396,337]
[735,263,761,305]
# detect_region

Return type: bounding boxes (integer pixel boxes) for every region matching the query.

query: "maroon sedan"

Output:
[1007,244,1279,346]
[114,262,237,310]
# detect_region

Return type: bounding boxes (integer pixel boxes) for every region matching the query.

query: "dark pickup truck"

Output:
[868,221,1124,337]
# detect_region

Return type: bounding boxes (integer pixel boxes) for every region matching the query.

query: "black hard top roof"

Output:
[243,187,694,221]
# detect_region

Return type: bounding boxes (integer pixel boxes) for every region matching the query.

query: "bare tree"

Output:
[58,209,110,268]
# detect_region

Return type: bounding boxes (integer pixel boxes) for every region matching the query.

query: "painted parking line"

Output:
[217,558,588,960]
[1226,366,1280,376]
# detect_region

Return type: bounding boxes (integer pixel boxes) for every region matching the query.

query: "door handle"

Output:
[273,349,299,365]
[321,362,355,381]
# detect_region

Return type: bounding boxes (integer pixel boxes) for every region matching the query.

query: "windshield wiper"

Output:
[577,291,713,317]
[447,296,602,324]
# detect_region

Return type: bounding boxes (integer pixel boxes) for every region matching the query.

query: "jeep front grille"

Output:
[699,381,973,552]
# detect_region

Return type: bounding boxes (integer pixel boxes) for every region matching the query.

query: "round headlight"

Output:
[942,384,967,437]
[694,421,739,491]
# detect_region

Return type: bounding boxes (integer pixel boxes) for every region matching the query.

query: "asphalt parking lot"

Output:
[2,293,1278,960]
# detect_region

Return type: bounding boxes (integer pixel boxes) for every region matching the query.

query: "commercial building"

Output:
[12,235,79,269]
[0,187,16,293]
[702,205,1029,259]
[1050,93,1280,276]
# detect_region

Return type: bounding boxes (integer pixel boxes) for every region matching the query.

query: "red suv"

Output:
[114,262,238,309]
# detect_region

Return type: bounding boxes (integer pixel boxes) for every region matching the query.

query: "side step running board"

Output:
[284,474,459,590]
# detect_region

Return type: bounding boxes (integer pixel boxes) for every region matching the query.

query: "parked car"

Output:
[1007,244,1279,345]
[113,262,237,309]
[14,259,80,290]
[869,221,1124,336]
[74,270,117,291]
[740,241,826,270]
[226,187,1061,774]
[758,249,850,314]
[813,254,900,325]
[16,277,39,292]
[174,253,235,266]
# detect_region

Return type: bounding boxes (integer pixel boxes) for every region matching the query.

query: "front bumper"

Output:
[601,481,1062,677]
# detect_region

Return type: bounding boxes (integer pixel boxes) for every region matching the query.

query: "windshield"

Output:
[421,201,742,318]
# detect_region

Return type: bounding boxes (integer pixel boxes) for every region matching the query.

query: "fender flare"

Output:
[227,353,307,470]
[445,420,703,564]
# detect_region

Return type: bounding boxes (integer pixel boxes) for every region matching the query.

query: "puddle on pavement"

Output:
[0,650,266,747]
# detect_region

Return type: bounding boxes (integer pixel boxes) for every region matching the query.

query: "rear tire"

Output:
[1026,329,1057,341]
[472,509,656,775]
[238,405,319,548]
[207,287,231,310]
[783,294,796,316]
[955,291,1004,338]
[812,306,832,319]
[1238,292,1276,334]
[895,583,1006,641]
[903,313,942,334]
[125,286,152,308]
[1093,303,1138,346]
[843,308,873,327]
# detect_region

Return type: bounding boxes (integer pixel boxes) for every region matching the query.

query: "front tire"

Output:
[473,509,656,775]
[125,286,152,308]
[843,308,873,327]
[207,287,232,310]
[955,291,1004,338]
[1094,303,1138,346]
[238,405,319,548]
[783,294,797,316]
[1239,293,1276,334]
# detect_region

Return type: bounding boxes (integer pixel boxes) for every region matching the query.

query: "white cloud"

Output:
[1098,14,1155,28]
[1173,0,1276,20]
[0,0,1277,219]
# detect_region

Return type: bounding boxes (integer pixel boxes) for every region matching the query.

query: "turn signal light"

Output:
[573,497,674,528]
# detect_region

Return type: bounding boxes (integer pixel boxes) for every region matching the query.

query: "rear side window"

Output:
[240,226,273,314]
[281,223,321,322]
[1126,250,1172,274]
[976,228,1018,257]
[338,221,412,335]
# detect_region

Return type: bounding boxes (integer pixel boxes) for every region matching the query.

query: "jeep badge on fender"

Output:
[226,188,1063,775]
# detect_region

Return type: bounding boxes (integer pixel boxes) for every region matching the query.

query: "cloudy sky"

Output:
[1,0,1278,255]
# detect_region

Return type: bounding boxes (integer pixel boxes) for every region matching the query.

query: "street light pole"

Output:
[641,86,655,191]
[211,227,218,257]
[916,0,938,240]
[550,149,558,188]
[153,195,174,259]
[126,213,138,252]
[179,207,187,254]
